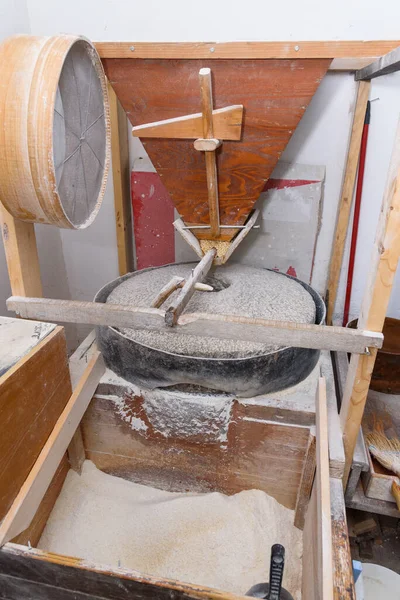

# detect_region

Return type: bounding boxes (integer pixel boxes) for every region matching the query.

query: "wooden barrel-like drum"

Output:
[0,35,110,229]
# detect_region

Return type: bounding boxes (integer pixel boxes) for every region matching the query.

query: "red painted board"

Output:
[131,172,175,270]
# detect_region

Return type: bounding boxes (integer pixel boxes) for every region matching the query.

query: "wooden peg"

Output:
[194,138,222,151]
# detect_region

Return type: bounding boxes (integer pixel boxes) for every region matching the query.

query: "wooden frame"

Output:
[2,40,400,598]
[95,40,400,63]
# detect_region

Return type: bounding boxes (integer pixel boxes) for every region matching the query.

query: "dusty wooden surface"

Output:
[0,327,71,522]
[0,543,247,600]
[104,58,329,240]
[82,393,310,509]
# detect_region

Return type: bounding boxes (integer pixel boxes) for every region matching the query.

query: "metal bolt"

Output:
[294,45,300,52]
[130,46,135,52]
[365,347,371,356]
[210,47,215,53]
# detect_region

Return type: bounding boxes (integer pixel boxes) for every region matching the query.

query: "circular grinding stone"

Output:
[106,264,316,359]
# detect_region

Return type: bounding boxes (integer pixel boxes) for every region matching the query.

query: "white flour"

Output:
[38,461,303,598]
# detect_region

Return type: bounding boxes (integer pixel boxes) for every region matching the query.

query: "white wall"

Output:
[1,0,400,343]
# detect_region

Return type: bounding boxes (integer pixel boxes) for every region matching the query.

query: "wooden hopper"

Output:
[103,57,330,242]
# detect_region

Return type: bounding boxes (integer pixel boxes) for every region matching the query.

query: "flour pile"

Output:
[38,461,302,598]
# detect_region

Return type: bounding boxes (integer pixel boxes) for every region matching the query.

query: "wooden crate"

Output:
[0,327,354,599]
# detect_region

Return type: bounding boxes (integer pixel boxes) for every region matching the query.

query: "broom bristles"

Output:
[366,431,400,478]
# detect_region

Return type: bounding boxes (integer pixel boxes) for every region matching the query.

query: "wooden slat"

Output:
[108,82,134,276]
[0,543,247,600]
[0,353,105,546]
[330,478,355,599]
[0,207,42,297]
[0,327,71,521]
[132,105,243,141]
[11,456,70,548]
[315,377,334,600]
[294,428,316,529]
[340,114,400,483]
[67,331,98,473]
[7,296,384,353]
[96,41,400,59]
[326,81,370,324]
[356,45,400,80]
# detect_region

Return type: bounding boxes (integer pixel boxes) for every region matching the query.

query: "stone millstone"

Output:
[106,264,316,359]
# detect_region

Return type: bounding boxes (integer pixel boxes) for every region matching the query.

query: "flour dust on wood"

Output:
[38,461,303,599]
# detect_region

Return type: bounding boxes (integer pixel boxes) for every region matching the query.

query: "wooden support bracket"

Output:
[340,113,400,485]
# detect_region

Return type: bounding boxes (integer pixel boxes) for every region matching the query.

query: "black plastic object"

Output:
[95,264,326,398]
[246,544,294,600]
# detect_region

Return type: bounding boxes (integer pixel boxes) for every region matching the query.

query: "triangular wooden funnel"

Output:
[104,58,330,241]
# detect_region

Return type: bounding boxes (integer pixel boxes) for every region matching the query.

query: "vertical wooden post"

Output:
[108,81,134,275]
[326,81,370,324]
[0,207,43,297]
[199,68,220,239]
[340,115,400,484]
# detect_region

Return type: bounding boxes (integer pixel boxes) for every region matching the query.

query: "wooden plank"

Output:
[199,68,220,238]
[7,296,384,353]
[0,573,108,600]
[108,82,134,276]
[294,428,316,529]
[83,394,310,509]
[96,41,400,59]
[0,353,105,546]
[0,327,71,521]
[326,81,370,324]
[302,483,318,600]
[321,353,345,479]
[356,45,400,80]
[0,207,42,297]
[330,478,355,599]
[11,456,69,548]
[132,105,243,141]
[104,58,329,241]
[0,543,247,600]
[340,113,400,484]
[315,377,334,600]
[165,248,216,325]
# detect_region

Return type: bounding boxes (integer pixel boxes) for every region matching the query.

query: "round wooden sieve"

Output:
[0,35,110,229]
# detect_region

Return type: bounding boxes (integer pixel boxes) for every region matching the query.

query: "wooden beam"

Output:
[132,105,243,141]
[199,69,220,238]
[173,217,203,259]
[326,81,370,324]
[67,331,98,474]
[95,41,400,60]
[0,352,105,546]
[316,377,334,600]
[165,248,217,325]
[340,114,400,484]
[108,82,134,276]
[0,207,42,297]
[7,295,383,353]
[356,45,400,80]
